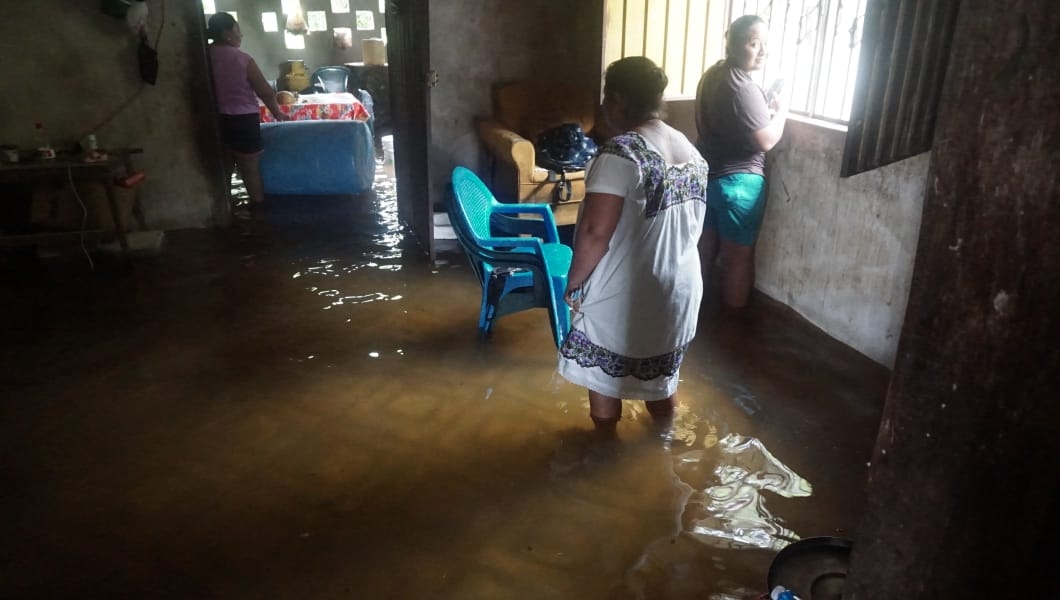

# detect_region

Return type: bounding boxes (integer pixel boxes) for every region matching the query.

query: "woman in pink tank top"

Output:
[207,12,289,215]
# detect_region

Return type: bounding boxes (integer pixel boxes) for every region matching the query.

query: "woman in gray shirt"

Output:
[695,15,788,309]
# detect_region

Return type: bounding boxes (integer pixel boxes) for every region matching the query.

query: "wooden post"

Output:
[844,2,1060,597]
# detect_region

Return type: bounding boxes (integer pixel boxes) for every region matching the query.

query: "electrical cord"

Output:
[78,0,168,140]
[61,0,166,270]
[67,166,95,271]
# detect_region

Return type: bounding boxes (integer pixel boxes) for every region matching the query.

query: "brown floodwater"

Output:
[0,166,888,599]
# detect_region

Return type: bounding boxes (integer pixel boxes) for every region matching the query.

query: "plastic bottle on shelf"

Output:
[34,122,55,159]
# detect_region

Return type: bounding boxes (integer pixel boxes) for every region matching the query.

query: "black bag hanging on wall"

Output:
[535,123,597,203]
[138,31,158,85]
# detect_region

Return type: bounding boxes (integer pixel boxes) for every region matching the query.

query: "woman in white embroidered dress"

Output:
[557,57,709,431]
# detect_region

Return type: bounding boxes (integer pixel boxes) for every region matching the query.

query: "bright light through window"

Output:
[262,12,278,33]
[284,31,305,50]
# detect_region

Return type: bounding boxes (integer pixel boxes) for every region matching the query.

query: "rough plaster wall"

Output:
[666,100,925,367]
[0,0,224,229]
[756,118,929,367]
[428,0,604,209]
[222,0,383,81]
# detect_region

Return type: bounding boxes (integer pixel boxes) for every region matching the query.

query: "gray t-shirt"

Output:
[695,61,772,179]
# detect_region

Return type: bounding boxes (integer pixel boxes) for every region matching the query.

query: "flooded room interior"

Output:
[0,1,1055,599]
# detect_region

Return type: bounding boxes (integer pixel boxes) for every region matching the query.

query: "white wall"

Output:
[756,117,928,367]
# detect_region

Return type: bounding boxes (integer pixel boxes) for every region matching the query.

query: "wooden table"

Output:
[0,149,144,256]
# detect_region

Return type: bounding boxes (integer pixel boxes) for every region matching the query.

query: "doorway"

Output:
[384,0,433,259]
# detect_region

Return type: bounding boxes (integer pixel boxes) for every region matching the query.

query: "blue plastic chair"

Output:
[310,66,350,93]
[449,166,572,347]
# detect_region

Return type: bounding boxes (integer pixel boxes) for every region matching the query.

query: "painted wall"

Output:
[210,0,385,84]
[0,0,225,229]
[667,101,927,368]
[755,118,927,367]
[428,0,605,210]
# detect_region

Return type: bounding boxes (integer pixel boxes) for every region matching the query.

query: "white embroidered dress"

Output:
[557,132,709,400]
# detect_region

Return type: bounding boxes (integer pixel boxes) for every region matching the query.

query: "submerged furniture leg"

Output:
[104,177,129,254]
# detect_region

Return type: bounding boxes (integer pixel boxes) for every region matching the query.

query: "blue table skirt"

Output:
[260,120,375,195]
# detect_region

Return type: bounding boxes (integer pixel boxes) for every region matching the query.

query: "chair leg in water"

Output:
[480,269,510,335]
[449,166,573,348]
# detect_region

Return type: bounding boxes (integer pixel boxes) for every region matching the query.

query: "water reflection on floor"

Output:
[0,167,888,599]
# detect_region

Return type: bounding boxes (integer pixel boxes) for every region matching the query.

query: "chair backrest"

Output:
[311,66,350,93]
[451,167,498,242]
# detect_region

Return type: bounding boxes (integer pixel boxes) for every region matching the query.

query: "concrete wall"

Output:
[666,102,927,368]
[217,0,384,82]
[755,119,928,367]
[0,0,225,230]
[428,0,605,210]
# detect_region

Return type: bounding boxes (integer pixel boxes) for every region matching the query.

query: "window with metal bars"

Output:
[728,0,870,124]
[603,0,959,175]
[602,0,730,99]
[602,0,868,123]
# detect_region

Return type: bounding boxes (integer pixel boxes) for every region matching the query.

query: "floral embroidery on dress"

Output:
[597,133,709,218]
[560,327,688,381]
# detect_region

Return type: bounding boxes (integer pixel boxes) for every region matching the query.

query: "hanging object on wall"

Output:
[307,11,327,32]
[125,0,149,34]
[355,10,375,31]
[102,0,149,33]
[138,30,159,85]
[285,1,308,35]
[333,28,353,50]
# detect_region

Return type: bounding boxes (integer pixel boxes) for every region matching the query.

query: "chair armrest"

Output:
[491,204,561,243]
[482,236,544,253]
[476,118,535,177]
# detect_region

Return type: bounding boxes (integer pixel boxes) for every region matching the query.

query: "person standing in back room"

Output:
[695,15,788,309]
[206,12,289,216]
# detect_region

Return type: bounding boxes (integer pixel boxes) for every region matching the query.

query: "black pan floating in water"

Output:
[767,536,853,600]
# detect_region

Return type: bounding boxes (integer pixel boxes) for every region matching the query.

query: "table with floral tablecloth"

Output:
[259,92,370,123]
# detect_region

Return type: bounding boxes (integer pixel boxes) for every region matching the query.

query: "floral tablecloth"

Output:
[260,92,370,123]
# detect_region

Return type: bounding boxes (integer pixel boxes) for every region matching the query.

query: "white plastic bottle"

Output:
[34,122,55,159]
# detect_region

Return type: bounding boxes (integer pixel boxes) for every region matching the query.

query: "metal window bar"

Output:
[838,0,867,118]
[662,0,671,74]
[681,0,691,92]
[641,0,649,56]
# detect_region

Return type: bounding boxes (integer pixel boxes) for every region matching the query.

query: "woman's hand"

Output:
[564,285,583,312]
[273,111,292,122]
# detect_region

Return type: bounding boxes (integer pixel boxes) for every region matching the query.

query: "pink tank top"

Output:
[209,44,260,115]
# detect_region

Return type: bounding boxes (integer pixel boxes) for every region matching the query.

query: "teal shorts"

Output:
[706,174,767,246]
